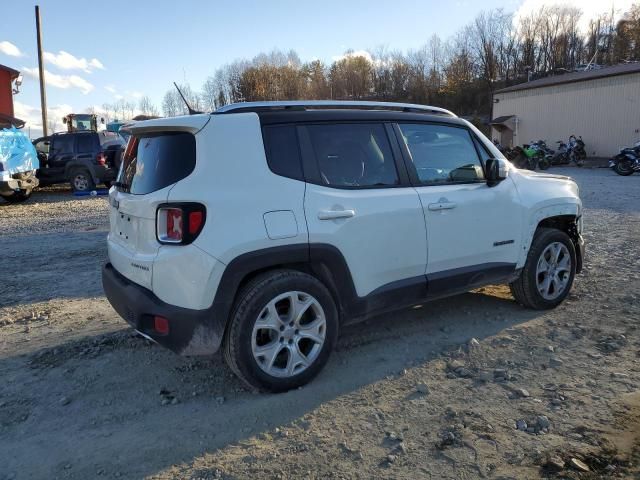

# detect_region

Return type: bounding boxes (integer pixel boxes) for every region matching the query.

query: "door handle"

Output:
[428,202,457,211]
[318,209,355,220]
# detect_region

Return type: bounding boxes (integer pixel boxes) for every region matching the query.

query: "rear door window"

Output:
[302,123,399,188]
[51,135,74,155]
[117,132,195,194]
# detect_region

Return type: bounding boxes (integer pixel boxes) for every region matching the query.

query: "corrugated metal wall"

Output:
[492,73,640,157]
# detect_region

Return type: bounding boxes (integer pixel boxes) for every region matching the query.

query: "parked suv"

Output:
[35,130,124,192]
[102,101,584,392]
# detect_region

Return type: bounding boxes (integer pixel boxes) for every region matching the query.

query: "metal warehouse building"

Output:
[491,63,640,157]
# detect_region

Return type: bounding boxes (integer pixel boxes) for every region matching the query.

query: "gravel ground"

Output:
[0,168,639,480]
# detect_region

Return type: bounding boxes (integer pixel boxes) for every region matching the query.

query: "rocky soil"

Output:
[0,169,639,480]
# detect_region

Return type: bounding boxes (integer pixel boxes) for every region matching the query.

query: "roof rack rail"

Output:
[214,100,457,117]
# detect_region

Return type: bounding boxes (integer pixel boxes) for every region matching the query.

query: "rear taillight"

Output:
[156,203,206,245]
[96,152,107,165]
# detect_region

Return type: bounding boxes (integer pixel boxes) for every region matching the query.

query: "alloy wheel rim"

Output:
[74,174,89,191]
[536,242,571,300]
[251,291,326,378]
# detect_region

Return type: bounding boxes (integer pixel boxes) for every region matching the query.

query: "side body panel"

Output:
[164,113,308,308]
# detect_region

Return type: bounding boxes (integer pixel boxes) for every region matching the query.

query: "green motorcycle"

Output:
[506,143,550,170]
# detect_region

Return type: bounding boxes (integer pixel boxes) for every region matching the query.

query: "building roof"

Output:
[0,112,25,129]
[495,62,640,94]
[0,64,20,80]
[490,115,515,124]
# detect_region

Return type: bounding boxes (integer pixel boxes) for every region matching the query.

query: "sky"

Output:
[0,0,633,138]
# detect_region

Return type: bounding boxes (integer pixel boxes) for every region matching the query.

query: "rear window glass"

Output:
[262,125,303,181]
[117,132,195,195]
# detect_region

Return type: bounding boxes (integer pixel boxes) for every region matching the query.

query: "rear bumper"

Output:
[102,263,224,355]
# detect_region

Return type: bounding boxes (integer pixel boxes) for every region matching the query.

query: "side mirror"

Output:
[486,158,508,187]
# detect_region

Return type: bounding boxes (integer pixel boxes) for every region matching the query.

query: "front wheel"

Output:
[223,270,339,392]
[613,158,635,176]
[510,228,576,310]
[538,157,551,170]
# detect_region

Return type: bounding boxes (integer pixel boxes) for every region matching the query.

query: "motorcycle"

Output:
[609,141,640,176]
[506,143,548,170]
[528,140,551,170]
[568,135,586,167]
[550,140,571,165]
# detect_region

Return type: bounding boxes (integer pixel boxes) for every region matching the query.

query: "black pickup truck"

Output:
[33,130,125,192]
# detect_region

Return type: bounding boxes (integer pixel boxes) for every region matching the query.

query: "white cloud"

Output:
[22,67,94,94]
[114,94,124,100]
[104,85,116,94]
[332,50,373,63]
[515,0,634,33]
[14,101,74,137]
[126,91,143,99]
[43,50,105,73]
[0,40,23,57]
[89,58,105,70]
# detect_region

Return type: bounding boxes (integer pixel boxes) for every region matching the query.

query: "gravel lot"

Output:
[0,169,639,480]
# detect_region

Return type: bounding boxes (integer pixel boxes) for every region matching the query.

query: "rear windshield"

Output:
[117,132,195,195]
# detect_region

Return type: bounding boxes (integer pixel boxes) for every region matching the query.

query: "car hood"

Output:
[514,169,573,181]
[509,167,580,204]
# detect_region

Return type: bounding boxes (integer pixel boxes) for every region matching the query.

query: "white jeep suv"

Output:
[102,101,584,392]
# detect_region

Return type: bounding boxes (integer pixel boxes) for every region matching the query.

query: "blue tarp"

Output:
[0,127,38,175]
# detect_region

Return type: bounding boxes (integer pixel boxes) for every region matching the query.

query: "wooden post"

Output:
[35,5,48,136]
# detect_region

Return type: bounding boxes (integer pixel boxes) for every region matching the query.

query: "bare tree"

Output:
[138,96,159,116]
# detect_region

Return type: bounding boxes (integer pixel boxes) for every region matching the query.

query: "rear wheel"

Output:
[613,158,635,176]
[223,270,338,392]
[510,228,576,310]
[69,168,95,192]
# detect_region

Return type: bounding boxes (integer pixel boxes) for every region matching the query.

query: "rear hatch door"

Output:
[108,115,209,288]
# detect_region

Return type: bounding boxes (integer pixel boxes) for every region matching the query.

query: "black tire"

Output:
[223,269,339,393]
[613,159,635,176]
[510,228,576,310]
[1,189,32,203]
[538,157,551,170]
[68,168,95,192]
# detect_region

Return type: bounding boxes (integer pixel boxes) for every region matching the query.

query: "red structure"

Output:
[0,64,24,129]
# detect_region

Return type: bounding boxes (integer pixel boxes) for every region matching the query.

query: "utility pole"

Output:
[35,5,48,136]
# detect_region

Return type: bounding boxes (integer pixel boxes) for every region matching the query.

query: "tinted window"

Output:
[262,125,303,180]
[52,135,74,155]
[398,124,484,184]
[76,134,96,153]
[117,132,195,195]
[305,123,398,188]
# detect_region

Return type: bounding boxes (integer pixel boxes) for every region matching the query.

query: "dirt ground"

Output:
[1,168,639,480]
